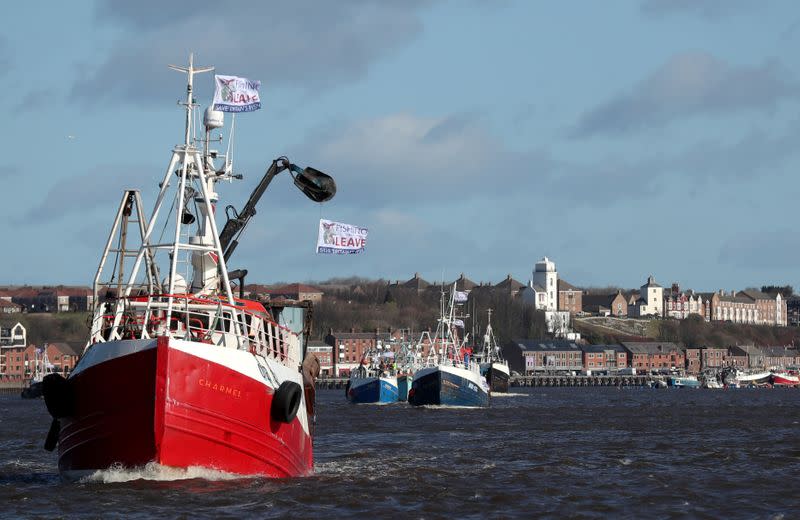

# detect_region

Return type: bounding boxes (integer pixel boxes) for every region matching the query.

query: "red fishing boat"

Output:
[770,371,799,387]
[41,55,336,479]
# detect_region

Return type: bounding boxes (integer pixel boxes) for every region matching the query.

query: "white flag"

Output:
[213,75,261,113]
[454,290,469,302]
[316,219,368,255]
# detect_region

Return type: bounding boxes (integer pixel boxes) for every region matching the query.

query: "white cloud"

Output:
[572,52,799,137]
[72,1,437,105]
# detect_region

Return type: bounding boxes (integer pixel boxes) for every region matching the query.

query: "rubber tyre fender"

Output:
[271,381,302,423]
[42,373,75,419]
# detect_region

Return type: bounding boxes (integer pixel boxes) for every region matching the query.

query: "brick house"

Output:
[306,340,334,376]
[621,342,685,373]
[8,286,93,313]
[493,274,525,297]
[324,330,406,376]
[582,291,628,317]
[267,284,323,303]
[726,346,752,370]
[760,346,799,370]
[397,273,430,293]
[513,339,583,374]
[685,348,701,374]
[452,273,478,292]
[704,290,787,326]
[729,345,765,370]
[701,347,728,371]
[0,290,24,314]
[580,344,628,373]
[558,280,583,315]
[0,342,81,380]
[663,283,704,320]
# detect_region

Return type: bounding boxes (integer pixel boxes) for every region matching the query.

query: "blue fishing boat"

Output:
[346,374,399,404]
[408,285,489,408]
[345,344,399,404]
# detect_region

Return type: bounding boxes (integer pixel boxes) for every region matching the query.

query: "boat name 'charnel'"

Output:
[198,378,242,398]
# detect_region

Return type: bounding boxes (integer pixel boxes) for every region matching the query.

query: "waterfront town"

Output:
[1,256,798,385]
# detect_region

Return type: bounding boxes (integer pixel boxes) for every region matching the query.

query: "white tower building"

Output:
[532,256,558,311]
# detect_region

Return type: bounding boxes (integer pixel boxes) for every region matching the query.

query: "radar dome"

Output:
[203,107,224,130]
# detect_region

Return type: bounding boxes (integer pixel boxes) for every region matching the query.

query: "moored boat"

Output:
[668,375,701,388]
[736,371,772,386]
[39,55,336,479]
[770,371,799,387]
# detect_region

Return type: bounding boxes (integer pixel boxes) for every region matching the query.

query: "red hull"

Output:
[59,337,312,478]
[770,374,799,387]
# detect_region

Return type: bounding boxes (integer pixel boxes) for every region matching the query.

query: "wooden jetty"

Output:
[313,375,662,390]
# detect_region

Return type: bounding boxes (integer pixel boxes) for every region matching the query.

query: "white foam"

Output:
[79,462,251,483]
[491,392,527,397]
[418,404,485,410]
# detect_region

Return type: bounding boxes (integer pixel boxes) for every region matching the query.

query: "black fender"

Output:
[42,373,75,419]
[271,381,302,423]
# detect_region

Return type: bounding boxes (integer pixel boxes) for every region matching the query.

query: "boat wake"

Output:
[491,392,526,397]
[79,462,250,483]
[418,404,485,410]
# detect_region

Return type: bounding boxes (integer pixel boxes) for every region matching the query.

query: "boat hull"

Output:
[770,373,799,386]
[737,372,772,386]
[346,376,399,404]
[57,336,312,478]
[21,381,43,399]
[480,362,510,393]
[408,365,489,407]
[668,376,701,388]
[397,374,411,402]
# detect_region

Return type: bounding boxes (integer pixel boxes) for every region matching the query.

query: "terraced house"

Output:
[703,290,787,326]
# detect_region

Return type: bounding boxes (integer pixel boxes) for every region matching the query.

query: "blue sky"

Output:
[3,0,800,292]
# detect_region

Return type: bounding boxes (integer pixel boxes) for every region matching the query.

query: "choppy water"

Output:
[1,387,799,518]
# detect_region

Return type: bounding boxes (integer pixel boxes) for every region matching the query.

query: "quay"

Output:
[510,375,653,387]
[0,381,24,396]
[315,375,660,390]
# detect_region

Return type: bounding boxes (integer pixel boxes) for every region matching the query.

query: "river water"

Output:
[1,387,798,518]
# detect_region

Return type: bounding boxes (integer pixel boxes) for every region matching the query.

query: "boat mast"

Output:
[109,54,243,342]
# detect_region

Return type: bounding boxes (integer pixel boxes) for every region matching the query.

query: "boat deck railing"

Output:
[88,295,299,366]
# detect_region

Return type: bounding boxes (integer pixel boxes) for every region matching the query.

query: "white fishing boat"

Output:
[736,371,772,386]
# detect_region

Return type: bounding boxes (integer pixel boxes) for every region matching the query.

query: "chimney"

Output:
[672,283,679,294]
